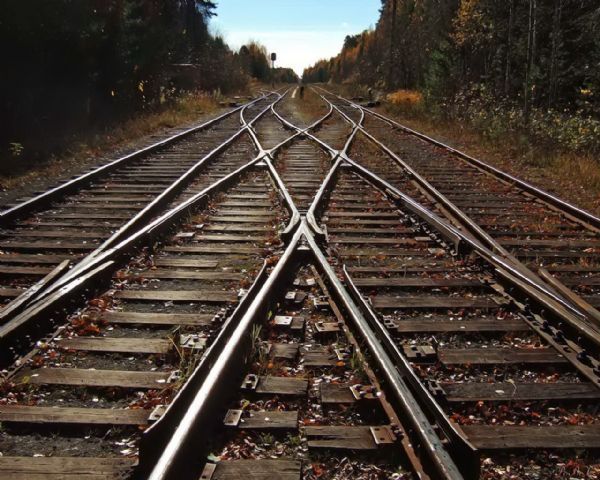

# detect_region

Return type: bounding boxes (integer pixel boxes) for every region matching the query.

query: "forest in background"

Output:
[303,0,600,155]
[0,1,297,171]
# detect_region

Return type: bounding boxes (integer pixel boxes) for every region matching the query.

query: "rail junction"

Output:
[0,86,598,479]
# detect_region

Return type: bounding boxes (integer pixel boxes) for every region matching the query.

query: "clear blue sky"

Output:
[210,0,381,75]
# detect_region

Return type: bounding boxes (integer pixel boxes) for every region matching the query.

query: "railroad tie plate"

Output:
[402,344,437,362]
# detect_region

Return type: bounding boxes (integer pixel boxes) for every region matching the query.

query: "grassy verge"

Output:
[381,102,600,217]
[328,83,599,216]
[0,91,224,195]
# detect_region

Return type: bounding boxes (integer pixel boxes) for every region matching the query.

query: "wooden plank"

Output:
[203,225,272,233]
[132,270,243,280]
[209,216,273,223]
[153,258,218,268]
[0,253,74,264]
[347,266,450,273]
[194,234,266,242]
[47,212,132,220]
[0,241,96,251]
[0,287,24,298]
[302,346,337,367]
[239,411,298,430]
[320,383,356,404]
[304,426,377,450]
[215,209,274,217]
[354,278,482,288]
[325,211,398,218]
[393,318,527,333]
[114,289,237,303]
[328,219,401,226]
[102,311,213,326]
[164,245,259,254]
[328,227,413,234]
[462,425,600,449]
[0,260,70,321]
[330,237,427,245]
[499,239,600,248]
[0,265,54,275]
[372,296,503,309]
[57,337,172,354]
[0,405,149,425]
[256,376,308,396]
[0,456,136,479]
[339,248,425,257]
[439,348,568,365]
[5,230,108,239]
[20,367,170,388]
[442,382,600,401]
[211,458,301,480]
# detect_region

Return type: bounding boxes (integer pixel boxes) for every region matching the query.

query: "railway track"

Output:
[319,167,600,479]
[0,86,598,479]
[0,93,279,323]
[320,88,600,326]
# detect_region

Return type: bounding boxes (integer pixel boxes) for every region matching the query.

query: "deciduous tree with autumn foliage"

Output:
[304,0,600,154]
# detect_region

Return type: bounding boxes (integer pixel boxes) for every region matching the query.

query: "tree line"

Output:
[1,1,296,167]
[303,0,599,152]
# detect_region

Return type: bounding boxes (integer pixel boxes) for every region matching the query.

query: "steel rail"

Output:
[320,87,600,231]
[146,99,463,480]
[314,88,600,343]
[270,96,363,237]
[332,158,600,383]
[0,160,253,351]
[0,92,281,325]
[251,90,347,237]
[321,87,600,325]
[0,94,269,227]
[141,108,342,473]
[146,224,305,480]
[136,260,271,477]
[302,220,465,480]
[147,220,464,480]
[0,91,329,349]
[301,93,463,251]
[9,93,285,311]
[56,93,283,277]
[340,264,479,478]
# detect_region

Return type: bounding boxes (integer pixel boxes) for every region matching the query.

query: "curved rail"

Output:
[0,95,267,226]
